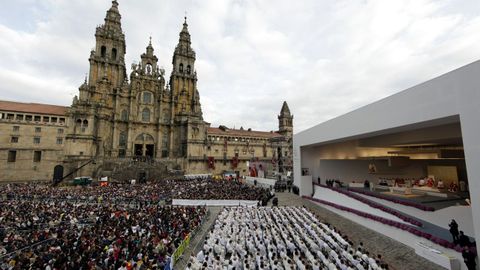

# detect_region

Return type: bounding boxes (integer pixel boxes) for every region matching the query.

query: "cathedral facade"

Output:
[0,1,292,182]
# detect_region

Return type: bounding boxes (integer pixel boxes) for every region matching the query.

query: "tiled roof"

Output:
[208,127,281,138]
[0,100,68,116]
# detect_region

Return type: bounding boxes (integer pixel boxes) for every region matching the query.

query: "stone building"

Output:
[0,101,67,182]
[0,0,292,182]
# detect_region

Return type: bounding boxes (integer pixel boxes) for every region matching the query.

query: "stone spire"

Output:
[146,36,154,57]
[278,101,293,137]
[86,0,126,99]
[280,101,291,116]
[104,0,122,32]
[180,16,191,43]
[174,16,195,59]
[135,37,159,77]
[141,37,158,63]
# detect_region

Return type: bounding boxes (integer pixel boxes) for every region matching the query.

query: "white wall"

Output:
[317,159,424,184]
[294,60,480,253]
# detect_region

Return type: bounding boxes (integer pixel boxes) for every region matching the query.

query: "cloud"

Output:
[1,0,480,133]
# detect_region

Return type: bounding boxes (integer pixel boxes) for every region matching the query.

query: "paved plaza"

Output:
[175,192,441,270]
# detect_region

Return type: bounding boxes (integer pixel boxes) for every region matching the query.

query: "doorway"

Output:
[133,133,155,158]
[53,165,64,183]
[146,144,155,158]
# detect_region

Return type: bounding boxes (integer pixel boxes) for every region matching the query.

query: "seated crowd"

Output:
[0,200,206,269]
[0,184,211,269]
[0,177,270,203]
[0,177,273,269]
[188,207,388,270]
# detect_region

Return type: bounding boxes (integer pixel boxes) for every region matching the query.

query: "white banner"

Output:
[184,174,212,179]
[172,199,258,206]
[245,176,277,187]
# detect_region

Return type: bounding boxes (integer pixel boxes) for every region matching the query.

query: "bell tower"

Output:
[169,17,202,118]
[65,0,127,177]
[78,0,127,107]
[278,101,293,137]
[167,17,206,160]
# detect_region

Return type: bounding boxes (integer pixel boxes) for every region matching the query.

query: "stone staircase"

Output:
[100,158,177,182]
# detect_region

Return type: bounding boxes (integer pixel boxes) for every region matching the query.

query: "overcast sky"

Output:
[1,0,480,133]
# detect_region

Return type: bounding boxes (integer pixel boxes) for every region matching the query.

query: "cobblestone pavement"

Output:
[273,192,443,270]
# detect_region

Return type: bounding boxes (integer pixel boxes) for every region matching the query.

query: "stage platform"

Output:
[312,185,474,270]
[322,186,474,238]
[351,187,470,210]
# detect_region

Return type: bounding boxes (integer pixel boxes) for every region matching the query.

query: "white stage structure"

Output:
[294,60,480,259]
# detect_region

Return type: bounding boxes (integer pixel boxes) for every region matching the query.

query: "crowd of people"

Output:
[0,184,209,269]
[169,179,270,201]
[1,177,271,204]
[0,178,273,269]
[188,207,389,270]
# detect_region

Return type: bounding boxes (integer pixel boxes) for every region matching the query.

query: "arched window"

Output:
[121,110,128,121]
[76,119,82,127]
[83,119,89,127]
[101,46,106,58]
[142,108,150,122]
[186,65,191,74]
[111,48,117,60]
[179,63,183,72]
[143,92,152,104]
[119,132,127,147]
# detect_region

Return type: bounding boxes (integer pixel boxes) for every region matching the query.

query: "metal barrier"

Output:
[166,207,211,269]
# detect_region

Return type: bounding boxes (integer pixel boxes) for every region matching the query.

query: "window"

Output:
[7,151,16,162]
[57,128,64,134]
[33,151,42,162]
[35,127,41,133]
[143,92,152,104]
[83,119,88,127]
[34,115,41,122]
[25,115,32,121]
[33,137,40,144]
[76,119,82,127]
[56,138,63,144]
[6,114,14,120]
[119,132,127,147]
[51,117,57,123]
[10,136,18,143]
[111,48,117,60]
[186,65,191,74]
[121,110,128,121]
[13,126,19,132]
[179,63,183,72]
[101,46,106,58]
[43,116,49,123]
[79,151,84,155]
[59,118,65,124]
[142,108,150,122]
[16,114,23,121]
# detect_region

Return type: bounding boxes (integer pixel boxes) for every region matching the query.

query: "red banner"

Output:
[207,156,215,169]
[231,156,239,169]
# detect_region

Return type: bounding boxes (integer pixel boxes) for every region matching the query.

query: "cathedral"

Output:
[0,1,292,182]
